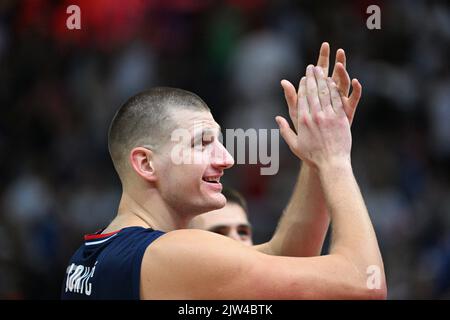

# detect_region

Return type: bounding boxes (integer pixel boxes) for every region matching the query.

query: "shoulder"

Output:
[143,228,256,258]
[141,228,260,275]
[140,229,266,299]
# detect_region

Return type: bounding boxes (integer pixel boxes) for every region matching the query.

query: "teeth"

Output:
[204,177,219,183]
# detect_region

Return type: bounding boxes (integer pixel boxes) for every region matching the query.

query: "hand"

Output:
[281,42,362,132]
[276,65,352,169]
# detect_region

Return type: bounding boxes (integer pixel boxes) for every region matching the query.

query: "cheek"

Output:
[171,164,206,187]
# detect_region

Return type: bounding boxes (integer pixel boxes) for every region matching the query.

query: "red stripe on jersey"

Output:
[84,230,121,241]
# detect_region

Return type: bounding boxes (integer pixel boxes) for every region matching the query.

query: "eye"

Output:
[210,226,229,237]
[191,133,214,149]
[237,226,251,237]
[202,133,214,146]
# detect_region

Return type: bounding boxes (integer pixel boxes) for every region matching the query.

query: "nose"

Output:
[211,141,234,169]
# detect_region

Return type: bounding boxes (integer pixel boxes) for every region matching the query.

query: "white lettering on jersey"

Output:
[65,261,97,296]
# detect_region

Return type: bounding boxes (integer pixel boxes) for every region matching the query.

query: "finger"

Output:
[335,48,346,69]
[342,80,362,125]
[316,42,330,77]
[327,78,345,115]
[306,65,321,115]
[275,116,298,151]
[313,66,332,112]
[298,77,308,118]
[348,78,362,112]
[332,62,351,97]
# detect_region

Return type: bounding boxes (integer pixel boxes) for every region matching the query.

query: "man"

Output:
[188,187,253,246]
[62,43,386,299]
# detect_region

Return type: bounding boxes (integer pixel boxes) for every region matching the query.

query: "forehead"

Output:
[171,109,221,132]
[199,203,249,229]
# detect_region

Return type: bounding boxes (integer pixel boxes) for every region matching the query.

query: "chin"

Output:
[201,192,226,213]
[214,193,227,208]
[199,181,226,209]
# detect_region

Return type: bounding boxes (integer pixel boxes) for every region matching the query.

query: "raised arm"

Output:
[255,43,362,256]
[140,68,386,300]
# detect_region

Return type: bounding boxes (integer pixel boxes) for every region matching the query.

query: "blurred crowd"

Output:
[0,0,449,299]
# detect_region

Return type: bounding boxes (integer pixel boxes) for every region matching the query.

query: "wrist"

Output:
[315,157,353,175]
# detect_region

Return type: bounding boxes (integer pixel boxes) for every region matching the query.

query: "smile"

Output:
[202,176,221,183]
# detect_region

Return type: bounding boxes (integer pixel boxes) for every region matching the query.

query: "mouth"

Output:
[202,175,222,184]
[201,174,224,194]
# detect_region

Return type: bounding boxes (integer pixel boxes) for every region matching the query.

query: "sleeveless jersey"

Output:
[61,226,165,299]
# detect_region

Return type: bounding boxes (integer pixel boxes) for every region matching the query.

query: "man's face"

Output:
[189,203,253,246]
[153,109,234,216]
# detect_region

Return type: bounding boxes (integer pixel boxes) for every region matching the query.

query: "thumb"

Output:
[280,79,297,110]
[275,116,298,152]
[348,78,362,109]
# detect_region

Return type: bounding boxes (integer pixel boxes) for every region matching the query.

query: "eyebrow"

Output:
[192,127,221,143]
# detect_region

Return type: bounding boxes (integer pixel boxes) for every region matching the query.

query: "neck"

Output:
[109,190,191,232]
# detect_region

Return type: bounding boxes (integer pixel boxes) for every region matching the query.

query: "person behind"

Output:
[62,43,386,299]
[188,187,253,246]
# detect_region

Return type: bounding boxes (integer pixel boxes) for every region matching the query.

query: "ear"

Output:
[129,147,158,182]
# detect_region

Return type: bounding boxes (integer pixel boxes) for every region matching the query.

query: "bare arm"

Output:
[255,43,362,256]
[254,164,330,256]
[319,160,385,287]
[141,228,385,299]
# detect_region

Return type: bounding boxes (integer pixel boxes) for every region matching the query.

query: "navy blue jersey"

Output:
[61,226,165,300]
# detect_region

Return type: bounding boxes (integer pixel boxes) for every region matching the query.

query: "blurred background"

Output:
[0,0,449,299]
